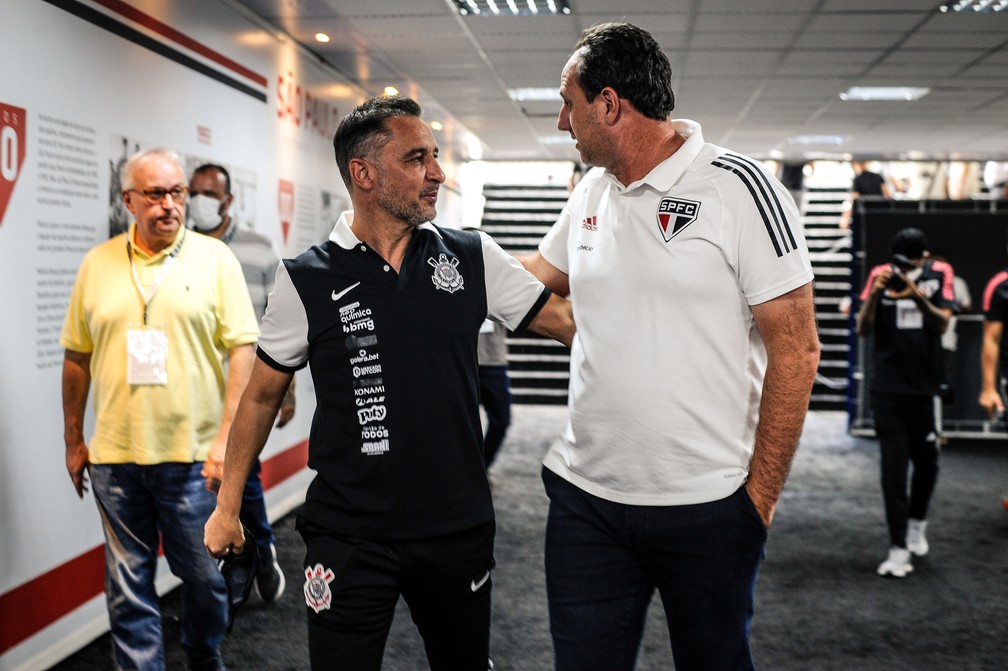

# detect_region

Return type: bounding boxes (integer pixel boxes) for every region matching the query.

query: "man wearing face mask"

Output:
[189,163,291,604]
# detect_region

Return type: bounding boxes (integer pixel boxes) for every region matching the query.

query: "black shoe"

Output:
[255,543,286,603]
[218,526,260,633]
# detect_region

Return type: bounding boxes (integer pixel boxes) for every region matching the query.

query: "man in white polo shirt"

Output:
[523,22,820,671]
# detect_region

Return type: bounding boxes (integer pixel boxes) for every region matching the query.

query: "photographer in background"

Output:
[856,227,955,578]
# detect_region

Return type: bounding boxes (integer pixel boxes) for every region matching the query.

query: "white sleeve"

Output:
[479,232,550,331]
[720,160,814,306]
[256,262,310,370]
[539,201,572,274]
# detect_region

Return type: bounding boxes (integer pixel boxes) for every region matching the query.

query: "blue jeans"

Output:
[238,459,275,563]
[542,467,767,671]
[91,463,229,671]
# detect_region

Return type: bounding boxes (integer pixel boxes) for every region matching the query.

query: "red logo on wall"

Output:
[278,179,294,245]
[0,102,27,227]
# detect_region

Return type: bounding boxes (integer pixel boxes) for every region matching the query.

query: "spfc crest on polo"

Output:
[656,197,700,242]
[428,253,464,293]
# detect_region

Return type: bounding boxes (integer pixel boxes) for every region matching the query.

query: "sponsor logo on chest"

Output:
[339,301,374,334]
[656,197,701,242]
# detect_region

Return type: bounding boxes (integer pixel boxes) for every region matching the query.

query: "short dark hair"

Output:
[192,163,231,195]
[332,95,423,189]
[573,22,675,121]
[891,227,928,259]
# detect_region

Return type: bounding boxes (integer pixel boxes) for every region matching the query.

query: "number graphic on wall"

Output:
[0,102,27,228]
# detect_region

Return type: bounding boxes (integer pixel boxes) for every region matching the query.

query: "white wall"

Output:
[0,1,458,668]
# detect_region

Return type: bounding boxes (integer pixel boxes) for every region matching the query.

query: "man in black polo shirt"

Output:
[856,227,955,578]
[205,95,574,670]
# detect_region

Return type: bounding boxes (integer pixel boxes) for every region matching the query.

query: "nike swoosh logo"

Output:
[331,282,361,301]
[470,570,491,592]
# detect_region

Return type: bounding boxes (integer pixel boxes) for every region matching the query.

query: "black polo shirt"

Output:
[982,269,1008,377]
[859,259,956,396]
[258,214,550,540]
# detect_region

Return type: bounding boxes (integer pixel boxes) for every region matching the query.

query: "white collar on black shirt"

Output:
[328,210,440,250]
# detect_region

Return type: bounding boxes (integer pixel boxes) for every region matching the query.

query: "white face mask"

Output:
[188,194,224,232]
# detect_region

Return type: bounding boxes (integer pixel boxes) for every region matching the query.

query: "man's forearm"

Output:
[747,284,820,526]
[981,326,1001,394]
[216,361,292,515]
[855,291,879,336]
[216,395,278,515]
[747,347,818,521]
[909,292,950,334]
[528,294,575,347]
[62,350,91,445]
[218,343,255,440]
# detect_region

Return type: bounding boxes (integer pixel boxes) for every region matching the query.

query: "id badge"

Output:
[895,299,923,330]
[127,323,168,385]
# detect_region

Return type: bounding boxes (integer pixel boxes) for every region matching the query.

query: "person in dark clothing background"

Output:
[856,227,955,578]
[842,160,892,229]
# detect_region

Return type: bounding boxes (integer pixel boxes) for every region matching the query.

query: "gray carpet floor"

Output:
[49,406,1008,670]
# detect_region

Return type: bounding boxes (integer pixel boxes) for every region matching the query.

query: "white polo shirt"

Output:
[540,120,813,506]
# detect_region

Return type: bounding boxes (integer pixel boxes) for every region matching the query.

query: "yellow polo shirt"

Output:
[60,223,259,464]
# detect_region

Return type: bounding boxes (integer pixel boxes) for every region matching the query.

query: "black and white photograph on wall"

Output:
[108,134,143,239]
[318,188,345,242]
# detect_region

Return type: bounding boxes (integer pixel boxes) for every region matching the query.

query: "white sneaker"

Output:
[906,519,929,556]
[255,543,286,603]
[877,546,913,578]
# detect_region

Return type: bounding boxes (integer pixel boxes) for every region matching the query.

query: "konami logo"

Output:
[0,102,27,228]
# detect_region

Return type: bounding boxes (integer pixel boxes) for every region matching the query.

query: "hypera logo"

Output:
[656,197,700,242]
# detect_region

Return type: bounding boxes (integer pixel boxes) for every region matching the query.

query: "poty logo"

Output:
[0,102,26,228]
[582,215,597,231]
[656,197,700,242]
[356,404,387,424]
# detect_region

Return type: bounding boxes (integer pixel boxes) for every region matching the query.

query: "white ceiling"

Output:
[229,0,1008,163]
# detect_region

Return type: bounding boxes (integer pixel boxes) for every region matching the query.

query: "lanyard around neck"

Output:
[126,229,186,325]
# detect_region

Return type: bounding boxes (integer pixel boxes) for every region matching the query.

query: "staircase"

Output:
[480,184,571,405]
[480,180,856,412]
[801,183,855,411]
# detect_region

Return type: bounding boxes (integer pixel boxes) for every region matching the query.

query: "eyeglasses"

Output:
[130,185,189,204]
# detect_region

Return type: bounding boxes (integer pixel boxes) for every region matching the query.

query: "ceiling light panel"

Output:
[454,0,572,16]
[940,0,1008,12]
[508,87,562,101]
[840,86,931,101]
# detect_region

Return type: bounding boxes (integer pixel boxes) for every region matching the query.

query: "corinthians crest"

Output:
[304,563,335,613]
[428,254,464,293]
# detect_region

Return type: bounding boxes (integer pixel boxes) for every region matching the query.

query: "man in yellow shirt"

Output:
[61,148,258,670]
